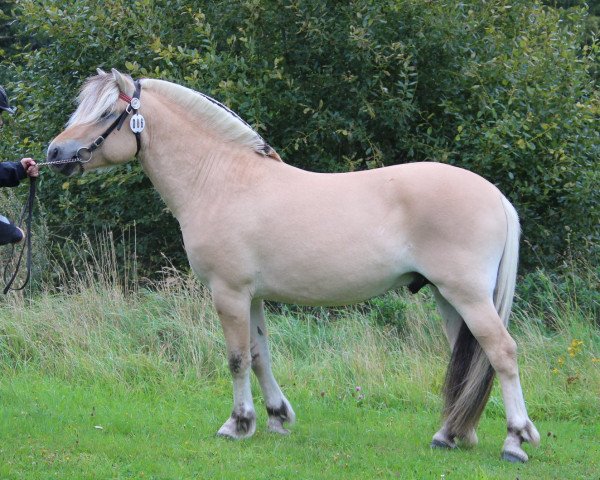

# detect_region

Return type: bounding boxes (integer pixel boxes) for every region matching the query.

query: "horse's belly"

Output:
[259,274,412,306]
[255,243,414,306]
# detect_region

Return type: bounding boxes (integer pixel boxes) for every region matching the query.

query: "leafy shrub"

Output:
[0,0,597,278]
[368,294,409,332]
[515,262,600,328]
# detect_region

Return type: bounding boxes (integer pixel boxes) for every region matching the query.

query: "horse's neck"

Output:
[139,93,284,222]
[140,102,263,220]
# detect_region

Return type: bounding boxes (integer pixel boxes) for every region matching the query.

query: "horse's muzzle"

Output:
[46,141,84,175]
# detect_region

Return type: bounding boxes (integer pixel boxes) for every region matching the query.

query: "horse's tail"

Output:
[493,196,520,327]
[441,195,520,439]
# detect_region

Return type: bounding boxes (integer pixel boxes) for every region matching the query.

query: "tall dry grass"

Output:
[0,234,597,421]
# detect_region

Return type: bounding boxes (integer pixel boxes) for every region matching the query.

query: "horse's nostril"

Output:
[50,147,59,160]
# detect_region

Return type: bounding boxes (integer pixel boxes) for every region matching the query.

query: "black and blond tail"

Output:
[441,195,520,439]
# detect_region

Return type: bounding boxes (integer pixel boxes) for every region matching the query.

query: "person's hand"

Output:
[20,157,39,177]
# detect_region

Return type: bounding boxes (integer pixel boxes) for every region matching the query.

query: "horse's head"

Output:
[47,68,143,175]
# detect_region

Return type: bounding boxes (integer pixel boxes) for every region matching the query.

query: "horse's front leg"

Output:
[212,286,256,439]
[250,299,296,434]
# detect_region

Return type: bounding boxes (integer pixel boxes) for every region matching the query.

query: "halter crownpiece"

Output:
[124,80,144,152]
[87,79,144,158]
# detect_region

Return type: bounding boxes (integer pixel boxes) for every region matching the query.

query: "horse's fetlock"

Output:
[507,418,539,447]
[266,401,289,421]
[231,409,256,434]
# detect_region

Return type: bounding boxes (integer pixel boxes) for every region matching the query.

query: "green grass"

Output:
[0,262,598,479]
[0,373,597,480]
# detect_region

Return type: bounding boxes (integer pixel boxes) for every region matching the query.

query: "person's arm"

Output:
[0,161,26,187]
[0,214,23,245]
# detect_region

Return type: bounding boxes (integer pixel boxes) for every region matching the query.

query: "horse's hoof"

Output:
[430,439,456,450]
[216,426,254,440]
[265,398,296,435]
[501,450,528,463]
[431,430,456,450]
[216,430,237,440]
[267,419,291,435]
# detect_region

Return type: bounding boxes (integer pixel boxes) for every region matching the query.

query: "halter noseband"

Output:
[75,79,144,165]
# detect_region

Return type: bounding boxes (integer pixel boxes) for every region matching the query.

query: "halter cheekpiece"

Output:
[72,79,145,166]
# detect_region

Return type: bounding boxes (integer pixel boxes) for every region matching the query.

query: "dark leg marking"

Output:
[229,354,242,375]
[231,410,255,434]
[267,401,289,421]
[257,326,264,336]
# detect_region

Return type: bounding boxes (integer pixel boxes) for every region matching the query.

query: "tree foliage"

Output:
[0,0,598,276]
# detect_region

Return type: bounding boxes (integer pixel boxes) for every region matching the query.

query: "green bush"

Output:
[368,293,409,332]
[0,0,597,278]
[515,262,600,328]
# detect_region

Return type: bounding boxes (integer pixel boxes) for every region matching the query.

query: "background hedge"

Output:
[0,0,598,278]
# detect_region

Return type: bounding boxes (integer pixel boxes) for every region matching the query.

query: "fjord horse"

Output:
[47,69,540,462]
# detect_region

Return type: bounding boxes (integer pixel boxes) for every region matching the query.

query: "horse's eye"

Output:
[99,110,111,120]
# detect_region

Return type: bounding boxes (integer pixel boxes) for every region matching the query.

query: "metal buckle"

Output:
[92,136,105,148]
[130,97,141,110]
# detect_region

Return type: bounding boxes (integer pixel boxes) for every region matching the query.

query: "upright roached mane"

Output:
[68,74,278,159]
[48,68,541,464]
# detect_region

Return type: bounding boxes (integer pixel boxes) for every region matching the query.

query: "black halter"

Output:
[75,79,143,165]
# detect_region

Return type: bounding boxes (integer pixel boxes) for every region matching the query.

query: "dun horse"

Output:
[48,69,540,462]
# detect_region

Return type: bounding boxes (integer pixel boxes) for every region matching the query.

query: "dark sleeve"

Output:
[0,214,23,245]
[0,161,27,187]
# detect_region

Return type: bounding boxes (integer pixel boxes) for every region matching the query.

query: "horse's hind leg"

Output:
[212,287,256,440]
[430,287,478,449]
[250,299,296,434]
[438,287,540,462]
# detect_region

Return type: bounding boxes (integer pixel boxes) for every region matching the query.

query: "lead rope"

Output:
[2,80,144,294]
[3,176,36,293]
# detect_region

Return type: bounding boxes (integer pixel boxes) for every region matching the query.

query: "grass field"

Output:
[0,372,598,480]
[0,265,598,479]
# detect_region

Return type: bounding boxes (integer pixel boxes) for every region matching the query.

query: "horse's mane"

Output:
[68,73,279,159]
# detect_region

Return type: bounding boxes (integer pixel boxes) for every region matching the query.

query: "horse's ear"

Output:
[96,68,106,76]
[111,68,132,93]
